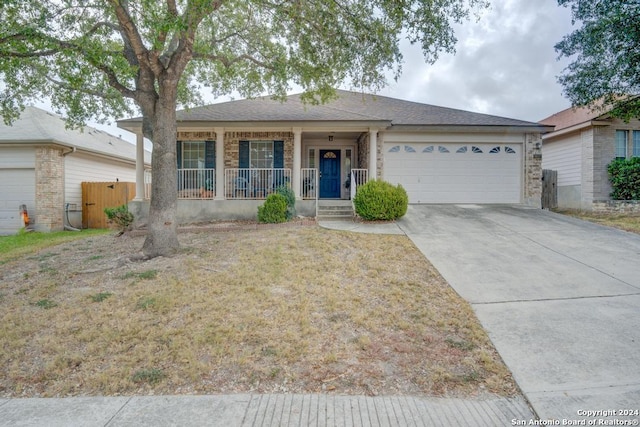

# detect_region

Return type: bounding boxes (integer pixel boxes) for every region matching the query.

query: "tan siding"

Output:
[542,133,582,187]
[64,153,137,207]
[0,146,35,168]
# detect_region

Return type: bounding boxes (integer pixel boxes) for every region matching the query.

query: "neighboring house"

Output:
[0,107,151,235]
[117,90,551,223]
[540,105,640,210]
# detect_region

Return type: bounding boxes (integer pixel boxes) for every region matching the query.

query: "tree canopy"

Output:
[556,0,640,120]
[0,0,487,257]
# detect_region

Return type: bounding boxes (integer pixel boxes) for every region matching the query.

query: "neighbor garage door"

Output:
[0,169,36,235]
[384,143,522,203]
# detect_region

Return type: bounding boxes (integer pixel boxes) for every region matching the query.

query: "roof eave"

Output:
[542,119,611,140]
[0,139,149,165]
[387,124,554,133]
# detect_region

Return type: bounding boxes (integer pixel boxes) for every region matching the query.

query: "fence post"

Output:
[541,169,557,209]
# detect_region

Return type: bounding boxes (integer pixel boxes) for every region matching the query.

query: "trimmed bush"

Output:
[275,185,296,219]
[608,157,640,200]
[258,193,288,223]
[353,179,408,221]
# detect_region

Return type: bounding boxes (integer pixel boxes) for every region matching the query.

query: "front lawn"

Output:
[554,210,640,234]
[0,229,109,262]
[0,225,517,398]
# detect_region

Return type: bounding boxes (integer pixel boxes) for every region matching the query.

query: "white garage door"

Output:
[384,143,522,203]
[0,169,36,235]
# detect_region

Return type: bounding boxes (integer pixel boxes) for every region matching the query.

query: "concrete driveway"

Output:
[398,205,640,422]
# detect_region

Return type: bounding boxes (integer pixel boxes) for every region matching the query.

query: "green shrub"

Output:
[275,185,296,219]
[104,204,134,233]
[353,179,408,221]
[258,193,288,223]
[608,157,640,200]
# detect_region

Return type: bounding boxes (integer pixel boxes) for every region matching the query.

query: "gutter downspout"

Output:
[61,146,81,231]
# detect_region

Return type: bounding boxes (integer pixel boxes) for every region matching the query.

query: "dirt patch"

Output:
[0,225,518,398]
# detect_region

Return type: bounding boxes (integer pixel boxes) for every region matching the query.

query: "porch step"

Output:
[317,203,354,221]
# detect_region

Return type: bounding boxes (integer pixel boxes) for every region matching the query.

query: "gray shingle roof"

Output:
[0,107,150,163]
[162,89,543,127]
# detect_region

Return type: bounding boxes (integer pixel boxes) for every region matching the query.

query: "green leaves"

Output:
[608,157,640,200]
[556,0,640,120]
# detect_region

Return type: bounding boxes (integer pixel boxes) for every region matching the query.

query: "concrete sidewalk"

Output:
[0,394,534,426]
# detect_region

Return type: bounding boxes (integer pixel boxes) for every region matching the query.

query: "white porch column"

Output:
[368,128,378,180]
[134,132,145,201]
[215,127,225,199]
[292,127,302,199]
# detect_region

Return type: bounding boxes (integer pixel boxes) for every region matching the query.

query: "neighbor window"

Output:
[615,130,628,159]
[181,141,205,168]
[633,131,640,157]
[250,141,273,169]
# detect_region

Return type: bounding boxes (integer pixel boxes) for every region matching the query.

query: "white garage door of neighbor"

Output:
[384,143,522,203]
[0,169,36,235]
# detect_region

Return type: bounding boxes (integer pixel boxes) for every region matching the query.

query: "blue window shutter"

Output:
[176,141,182,168]
[274,140,284,168]
[239,140,249,168]
[205,140,215,169]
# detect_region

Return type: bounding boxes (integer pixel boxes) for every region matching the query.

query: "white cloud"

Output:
[379,0,575,121]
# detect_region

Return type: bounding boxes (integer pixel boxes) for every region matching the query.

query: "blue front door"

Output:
[319,150,341,198]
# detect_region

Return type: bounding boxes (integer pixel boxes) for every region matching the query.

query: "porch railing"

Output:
[350,169,368,215]
[177,168,215,199]
[350,169,368,198]
[301,168,318,200]
[225,168,291,199]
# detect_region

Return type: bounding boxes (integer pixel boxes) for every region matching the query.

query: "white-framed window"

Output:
[615,130,628,159]
[250,141,273,168]
[182,141,205,168]
[633,130,640,158]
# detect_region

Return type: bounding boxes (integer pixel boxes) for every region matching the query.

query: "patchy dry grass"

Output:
[0,225,518,398]
[555,209,640,234]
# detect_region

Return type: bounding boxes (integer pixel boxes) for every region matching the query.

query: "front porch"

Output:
[129,127,375,221]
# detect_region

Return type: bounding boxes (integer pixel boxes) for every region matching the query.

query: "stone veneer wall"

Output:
[357,133,369,170]
[35,146,65,232]
[524,133,543,207]
[592,200,640,214]
[356,131,383,179]
[177,131,294,169]
[590,118,640,203]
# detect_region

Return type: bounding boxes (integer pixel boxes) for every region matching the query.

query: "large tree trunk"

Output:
[141,87,180,258]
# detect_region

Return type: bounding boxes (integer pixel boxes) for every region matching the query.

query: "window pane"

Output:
[633,131,640,157]
[615,130,628,159]
[250,141,273,168]
[182,141,205,168]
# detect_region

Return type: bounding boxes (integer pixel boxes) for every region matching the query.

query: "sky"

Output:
[45,0,576,143]
[375,0,575,122]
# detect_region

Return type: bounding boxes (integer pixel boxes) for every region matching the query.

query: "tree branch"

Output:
[108,0,152,70]
[44,75,131,100]
[192,52,275,70]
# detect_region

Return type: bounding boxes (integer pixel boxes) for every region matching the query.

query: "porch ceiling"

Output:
[303,131,363,139]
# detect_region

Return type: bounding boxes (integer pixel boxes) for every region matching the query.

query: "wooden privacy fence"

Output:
[541,169,557,210]
[82,182,136,229]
